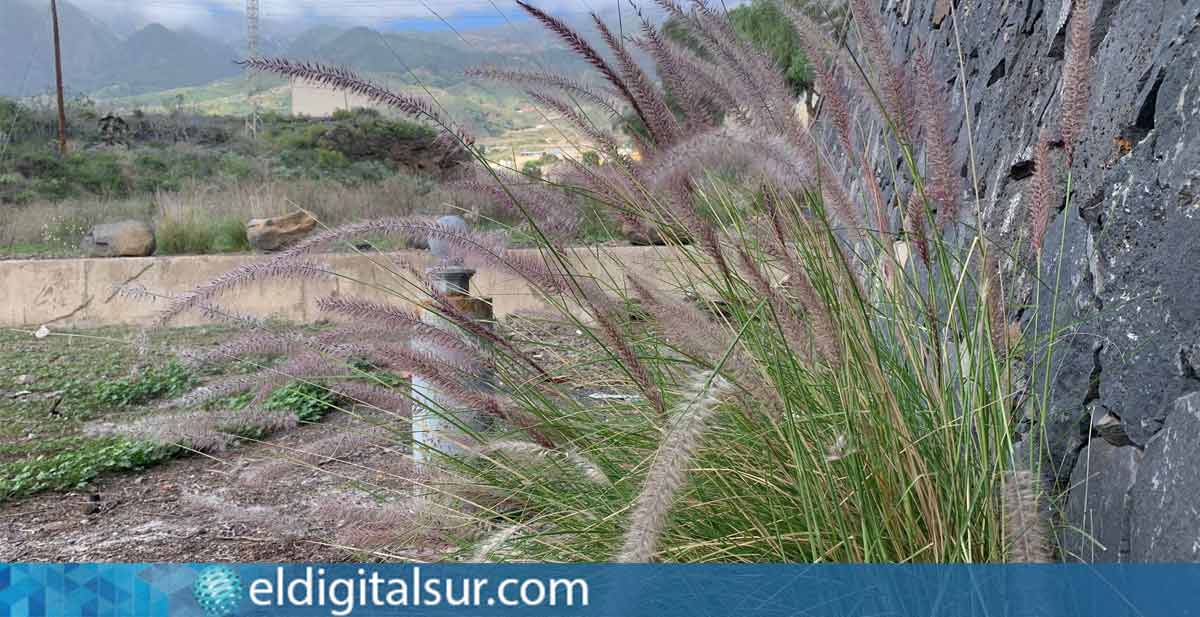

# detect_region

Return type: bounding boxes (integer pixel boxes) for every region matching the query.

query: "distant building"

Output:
[290,79,383,118]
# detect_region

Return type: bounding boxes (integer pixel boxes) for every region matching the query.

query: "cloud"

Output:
[64,0,595,33]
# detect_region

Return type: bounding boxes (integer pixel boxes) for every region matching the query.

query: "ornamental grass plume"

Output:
[618,371,731,562]
[913,42,961,229]
[1028,130,1057,255]
[1059,0,1092,163]
[144,0,1086,564]
[1003,470,1054,563]
[473,440,610,486]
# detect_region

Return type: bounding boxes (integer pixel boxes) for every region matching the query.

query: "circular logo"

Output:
[192,566,243,617]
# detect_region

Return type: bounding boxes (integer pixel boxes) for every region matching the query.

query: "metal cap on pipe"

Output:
[428,215,475,297]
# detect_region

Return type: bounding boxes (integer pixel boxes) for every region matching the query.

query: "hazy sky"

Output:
[57,0,608,33]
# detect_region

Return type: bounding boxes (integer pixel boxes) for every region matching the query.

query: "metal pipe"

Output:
[411,216,495,465]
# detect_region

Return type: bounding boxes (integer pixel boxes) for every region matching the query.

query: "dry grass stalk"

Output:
[1003,470,1054,563]
[618,371,731,562]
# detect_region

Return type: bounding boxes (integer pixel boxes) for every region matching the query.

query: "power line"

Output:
[246,0,259,55]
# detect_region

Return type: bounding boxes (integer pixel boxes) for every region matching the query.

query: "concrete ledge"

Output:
[0,246,691,329]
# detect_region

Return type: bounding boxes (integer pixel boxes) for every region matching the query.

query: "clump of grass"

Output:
[156,209,249,255]
[158,0,1092,564]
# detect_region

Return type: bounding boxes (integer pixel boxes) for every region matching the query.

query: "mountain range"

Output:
[1,0,243,98]
[0,0,643,100]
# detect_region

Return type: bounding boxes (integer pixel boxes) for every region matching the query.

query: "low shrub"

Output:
[0,438,178,500]
[95,361,196,407]
[63,152,131,197]
[264,381,343,423]
[156,213,248,255]
[218,153,257,181]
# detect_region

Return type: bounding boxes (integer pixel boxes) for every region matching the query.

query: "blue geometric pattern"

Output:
[0,565,194,617]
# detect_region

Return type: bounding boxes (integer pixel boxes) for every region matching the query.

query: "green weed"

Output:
[95,362,196,407]
[264,381,342,423]
[0,438,178,500]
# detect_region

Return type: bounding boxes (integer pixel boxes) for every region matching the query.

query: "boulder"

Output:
[1129,392,1200,561]
[1060,437,1140,562]
[80,220,155,257]
[246,211,317,252]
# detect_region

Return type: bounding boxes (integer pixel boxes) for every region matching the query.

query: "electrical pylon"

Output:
[245,0,260,137]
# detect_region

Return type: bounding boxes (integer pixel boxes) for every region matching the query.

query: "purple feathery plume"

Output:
[735,246,838,365]
[1028,130,1057,255]
[913,42,961,229]
[317,295,482,358]
[522,90,624,161]
[627,275,726,363]
[327,381,413,418]
[636,30,749,127]
[426,292,559,386]
[574,278,668,419]
[376,344,553,448]
[276,216,433,258]
[846,0,914,138]
[280,217,567,294]
[450,172,584,240]
[905,190,930,267]
[239,57,474,147]
[238,57,472,146]
[591,14,679,147]
[1060,0,1091,163]
[692,2,797,132]
[155,260,332,327]
[181,330,295,368]
[466,65,623,119]
[633,16,719,127]
[515,1,652,142]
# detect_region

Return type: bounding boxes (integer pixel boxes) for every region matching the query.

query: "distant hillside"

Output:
[91,25,242,97]
[0,0,242,97]
[0,0,601,97]
[284,26,489,88]
[281,23,602,89]
[2,0,657,141]
[0,0,120,97]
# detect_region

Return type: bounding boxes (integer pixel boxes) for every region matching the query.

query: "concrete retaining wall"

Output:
[0,246,689,329]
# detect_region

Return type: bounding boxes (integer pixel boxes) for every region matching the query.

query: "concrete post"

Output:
[411,216,495,464]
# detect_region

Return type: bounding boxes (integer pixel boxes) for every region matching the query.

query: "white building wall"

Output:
[290,79,383,118]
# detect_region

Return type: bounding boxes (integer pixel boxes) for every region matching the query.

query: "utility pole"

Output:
[245,0,260,137]
[50,0,68,156]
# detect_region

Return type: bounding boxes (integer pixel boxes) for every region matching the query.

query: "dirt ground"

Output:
[0,412,415,562]
[0,315,613,562]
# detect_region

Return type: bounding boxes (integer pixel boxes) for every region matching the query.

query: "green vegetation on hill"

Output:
[0,97,465,257]
[93,77,291,117]
[0,99,447,205]
[727,1,821,95]
[660,0,840,104]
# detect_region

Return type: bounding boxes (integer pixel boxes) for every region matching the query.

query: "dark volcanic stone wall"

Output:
[863,0,1200,561]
